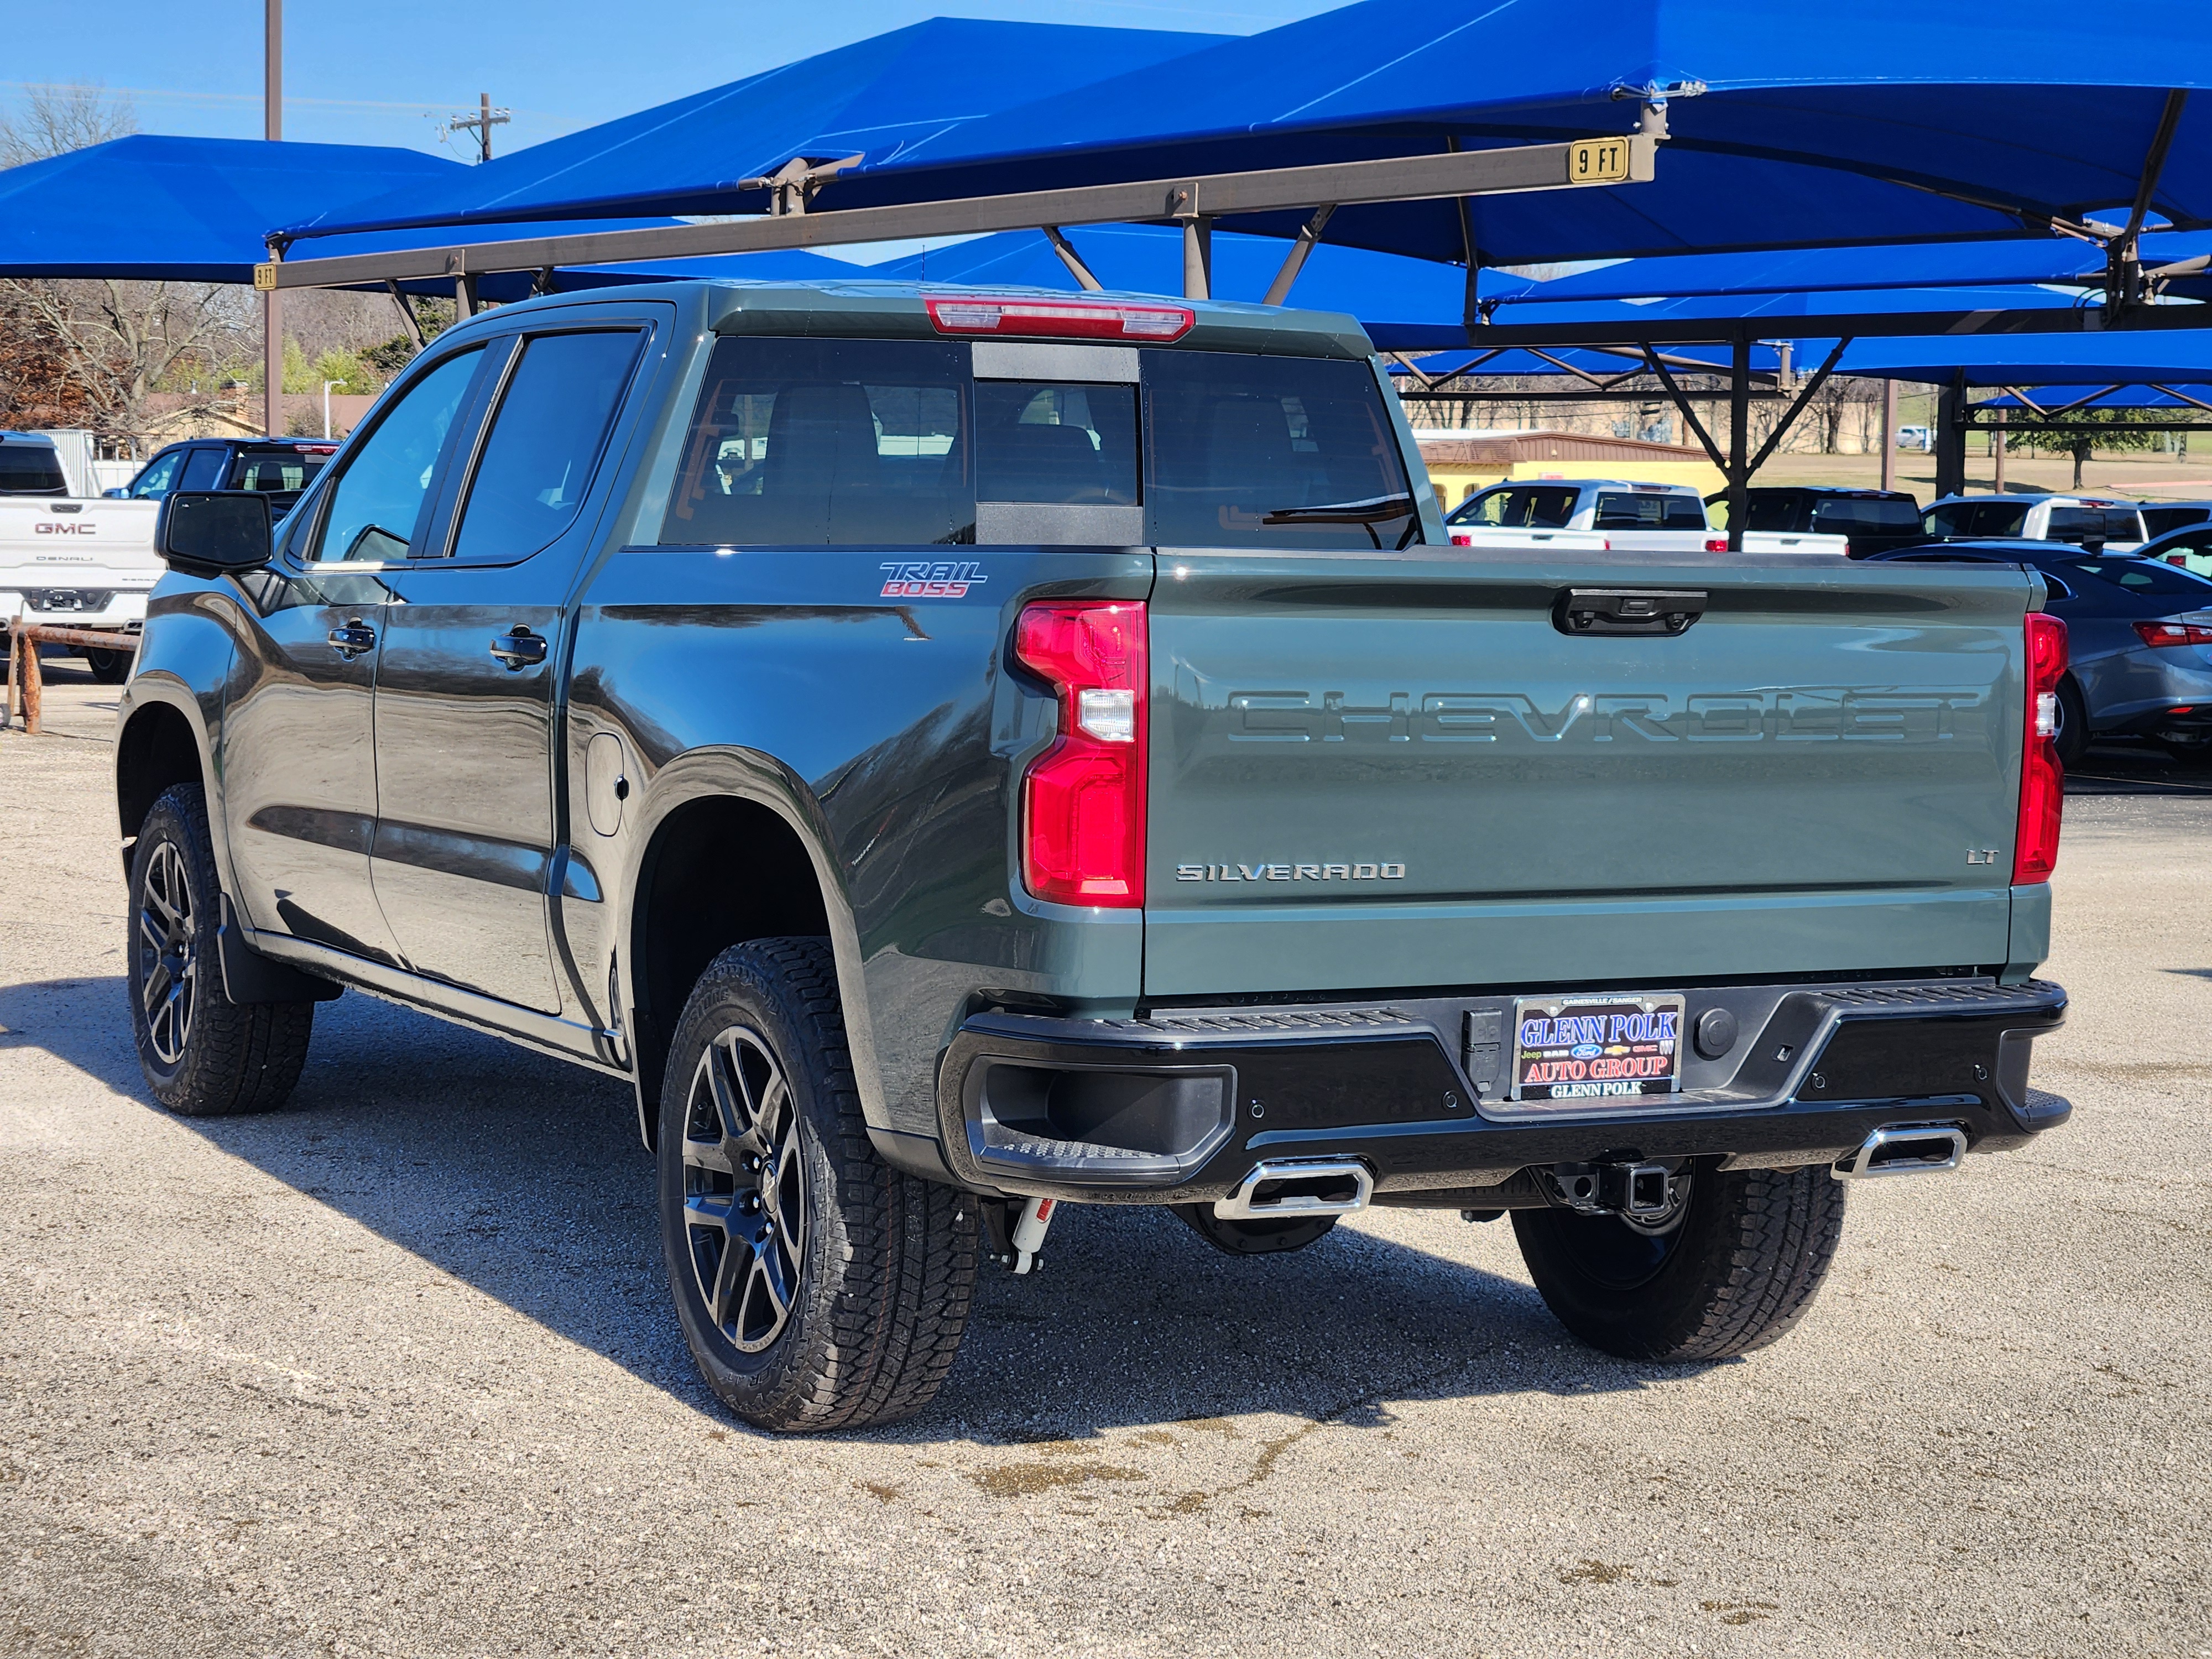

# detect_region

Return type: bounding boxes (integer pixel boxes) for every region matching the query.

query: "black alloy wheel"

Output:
[137,837,199,1068]
[681,1026,808,1354]
[2053,677,2089,770]
[656,938,978,1432]
[127,784,315,1115]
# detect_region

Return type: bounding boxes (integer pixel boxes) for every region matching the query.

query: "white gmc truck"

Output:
[1447,478,1850,554]
[2,432,161,682]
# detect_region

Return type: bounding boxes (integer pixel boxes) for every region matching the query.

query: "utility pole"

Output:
[264,0,283,439]
[441,94,510,164]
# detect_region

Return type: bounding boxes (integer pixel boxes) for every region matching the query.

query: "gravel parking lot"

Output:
[3,667,2208,1658]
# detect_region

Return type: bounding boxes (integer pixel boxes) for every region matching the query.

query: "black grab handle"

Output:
[1553,588,1708,637]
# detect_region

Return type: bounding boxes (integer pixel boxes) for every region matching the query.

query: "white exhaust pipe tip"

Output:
[1832,1123,1969,1181]
[1214,1157,1373,1220]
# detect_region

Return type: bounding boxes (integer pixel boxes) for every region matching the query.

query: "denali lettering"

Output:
[880,560,984,598]
[1176,862,1406,881]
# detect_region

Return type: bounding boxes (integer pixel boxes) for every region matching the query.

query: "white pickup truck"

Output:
[1446,478,1850,554]
[1,494,163,682]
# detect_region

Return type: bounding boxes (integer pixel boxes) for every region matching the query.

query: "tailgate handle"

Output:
[1554,587,1707,637]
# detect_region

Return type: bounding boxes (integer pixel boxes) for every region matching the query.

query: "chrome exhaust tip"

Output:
[1832,1123,1970,1181]
[1213,1157,1373,1220]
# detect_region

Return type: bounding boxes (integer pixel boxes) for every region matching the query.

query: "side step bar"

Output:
[1833,1123,1969,1181]
[1214,1157,1373,1220]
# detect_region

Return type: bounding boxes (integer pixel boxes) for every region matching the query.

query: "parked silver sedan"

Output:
[1868,540,2212,763]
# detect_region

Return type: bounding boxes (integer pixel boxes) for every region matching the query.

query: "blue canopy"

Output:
[1486,237,2212,309]
[823,0,2212,268]
[282,19,1226,243]
[0,135,463,283]
[1407,332,2212,387]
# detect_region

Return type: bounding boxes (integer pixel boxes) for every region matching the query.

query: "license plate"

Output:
[1510,993,1685,1104]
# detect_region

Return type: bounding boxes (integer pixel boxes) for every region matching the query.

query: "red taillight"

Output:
[1014,601,1147,906]
[1704,536,1728,552]
[925,295,1193,342]
[2133,619,2212,648]
[2015,612,2067,884]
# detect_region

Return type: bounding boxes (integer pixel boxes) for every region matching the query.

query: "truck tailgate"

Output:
[1144,551,2033,997]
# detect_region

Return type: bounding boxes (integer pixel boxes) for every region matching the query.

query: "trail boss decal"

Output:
[1512,994,1685,1103]
[880,560,984,598]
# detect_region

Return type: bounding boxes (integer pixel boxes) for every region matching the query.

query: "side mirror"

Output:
[102,486,127,499]
[156,491,273,578]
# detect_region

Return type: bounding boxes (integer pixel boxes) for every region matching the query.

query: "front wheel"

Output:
[128,784,314,1115]
[1511,1163,1845,1362]
[658,938,978,1432]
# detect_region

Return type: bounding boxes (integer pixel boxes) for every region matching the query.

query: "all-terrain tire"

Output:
[127,784,314,1115]
[1511,1162,1846,1362]
[658,938,978,1432]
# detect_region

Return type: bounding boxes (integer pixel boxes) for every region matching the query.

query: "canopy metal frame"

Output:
[260,107,1671,298]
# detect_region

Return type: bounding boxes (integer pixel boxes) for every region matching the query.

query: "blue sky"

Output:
[4,0,1338,158]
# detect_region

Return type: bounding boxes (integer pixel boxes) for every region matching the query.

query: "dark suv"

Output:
[111,437,338,518]
[1710,486,1926,557]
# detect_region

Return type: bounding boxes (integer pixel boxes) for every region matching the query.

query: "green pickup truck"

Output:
[114,280,2069,1431]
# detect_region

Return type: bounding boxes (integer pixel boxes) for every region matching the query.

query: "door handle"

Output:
[326,619,377,659]
[488,627,547,671]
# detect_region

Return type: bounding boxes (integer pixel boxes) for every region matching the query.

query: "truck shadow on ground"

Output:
[3,973,1711,1440]
[2066,738,2212,796]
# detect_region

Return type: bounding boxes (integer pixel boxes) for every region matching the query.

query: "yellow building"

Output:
[1417,429,1726,510]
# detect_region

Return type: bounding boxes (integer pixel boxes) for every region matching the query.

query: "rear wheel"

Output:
[128,784,315,1115]
[1511,1162,1845,1362]
[82,648,131,685]
[658,938,978,1432]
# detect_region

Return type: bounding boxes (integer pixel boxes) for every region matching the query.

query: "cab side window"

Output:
[448,331,643,562]
[177,447,226,492]
[127,449,184,498]
[307,349,483,563]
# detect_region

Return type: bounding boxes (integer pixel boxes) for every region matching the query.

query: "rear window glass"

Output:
[1927,501,2028,538]
[229,452,328,495]
[1811,496,1921,531]
[0,444,66,493]
[974,380,1137,505]
[2062,556,2212,596]
[1449,484,1579,529]
[2046,507,2145,543]
[2141,505,2212,536]
[1741,495,1806,533]
[665,337,973,546]
[1593,491,1704,530]
[1142,351,1415,549]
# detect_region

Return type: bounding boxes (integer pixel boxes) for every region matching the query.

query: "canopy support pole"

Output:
[1935,371,1968,498]
[1993,408,2006,492]
[384,280,426,349]
[1880,380,1897,491]
[1181,216,1212,301]
[1726,335,1751,551]
[1040,227,1103,292]
[2111,89,2190,311]
[457,273,481,319]
[1446,134,1483,340]
[1261,205,1336,307]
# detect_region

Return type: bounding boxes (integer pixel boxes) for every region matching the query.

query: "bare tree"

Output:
[0,82,138,167]
[0,85,254,445]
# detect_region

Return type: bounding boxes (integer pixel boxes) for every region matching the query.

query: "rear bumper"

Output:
[926,975,2069,1203]
[2,586,152,631]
